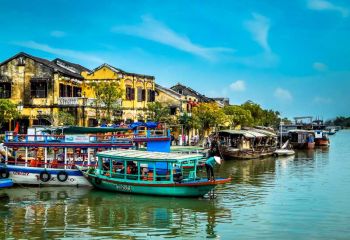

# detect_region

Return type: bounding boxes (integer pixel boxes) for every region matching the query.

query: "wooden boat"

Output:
[82,149,231,197]
[288,130,315,149]
[314,130,330,146]
[217,129,277,160]
[0,126,171,187]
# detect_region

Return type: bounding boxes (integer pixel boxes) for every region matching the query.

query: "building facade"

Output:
[0,52,157,131]
[82,64,156,125]
[0,52,87,132]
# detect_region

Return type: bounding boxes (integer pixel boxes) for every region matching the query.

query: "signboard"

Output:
[65,135,90,143]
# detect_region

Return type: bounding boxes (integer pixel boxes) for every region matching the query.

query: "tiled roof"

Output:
[90,63,155,79]
[0,52,83,79]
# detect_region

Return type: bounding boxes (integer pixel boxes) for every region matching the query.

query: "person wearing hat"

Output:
[205,155,222,181]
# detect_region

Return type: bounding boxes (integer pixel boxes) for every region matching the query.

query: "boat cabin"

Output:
[94,149,203,183]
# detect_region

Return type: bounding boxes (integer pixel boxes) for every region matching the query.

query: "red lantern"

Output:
[75,148,81,153]
[13,147,19,151]
[53,147,59,152]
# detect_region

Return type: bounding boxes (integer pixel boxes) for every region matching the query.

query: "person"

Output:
[205,155,222,181]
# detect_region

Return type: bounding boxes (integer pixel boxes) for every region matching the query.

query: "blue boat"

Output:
[0,178,13,188]
[0,126,171,187]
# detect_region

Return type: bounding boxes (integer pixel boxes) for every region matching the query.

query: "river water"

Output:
[1,130,350,239]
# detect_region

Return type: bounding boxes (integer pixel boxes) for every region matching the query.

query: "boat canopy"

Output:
[288,129,314,134]
[97,149,203,162]
[42,126,131,134]
[218,130,270,138]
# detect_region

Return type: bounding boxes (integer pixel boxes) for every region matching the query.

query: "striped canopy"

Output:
[97,149,203,162]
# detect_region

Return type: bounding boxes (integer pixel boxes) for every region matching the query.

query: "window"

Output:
[147,89,155,102]
[170,106,177,115]
[31,81,47,98]
[73,87,81,97]
[137,87,143,102]
[59,84,66,97]
[0,83,11,98]
[126,86,135,100]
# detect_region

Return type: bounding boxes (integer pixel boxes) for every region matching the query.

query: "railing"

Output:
[4,130,171,144]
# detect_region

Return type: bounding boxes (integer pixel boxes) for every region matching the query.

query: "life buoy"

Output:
[39,171,51,182]
[0,168,10,179]
[57,171,68,182]
[95,177,102,184]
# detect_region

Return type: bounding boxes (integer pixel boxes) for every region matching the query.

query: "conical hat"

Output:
[214,156,222,164]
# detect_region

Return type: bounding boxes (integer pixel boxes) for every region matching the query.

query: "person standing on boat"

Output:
[205,156,222,181]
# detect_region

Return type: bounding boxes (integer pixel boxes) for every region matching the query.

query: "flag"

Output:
[13,122,19,134]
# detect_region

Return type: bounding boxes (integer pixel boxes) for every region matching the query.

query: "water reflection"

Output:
[0,187,231,239]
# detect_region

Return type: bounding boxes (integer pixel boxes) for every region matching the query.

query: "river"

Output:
[1,130,349,239]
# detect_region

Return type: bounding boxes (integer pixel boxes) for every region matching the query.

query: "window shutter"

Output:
[142,89,146,101]
[131,88,135,100]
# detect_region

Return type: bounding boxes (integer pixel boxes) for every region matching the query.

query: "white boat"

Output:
[273,138,295,157]
[273,149,295,157]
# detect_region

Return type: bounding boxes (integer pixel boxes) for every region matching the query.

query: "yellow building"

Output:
[0,52,156,131]
[82,64,156,125]
[0,52,87,132]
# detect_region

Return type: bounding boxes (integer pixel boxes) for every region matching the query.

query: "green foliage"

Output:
[223,105,253,127]
[57,111,75,126]
[191,102,226,135]
[91,81,124,123]
[0,99,19,128]
[147,102,171,123]
[329,116,350,127]
[240,100,280,127]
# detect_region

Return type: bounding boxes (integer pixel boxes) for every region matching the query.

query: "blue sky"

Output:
[1,0,349,120]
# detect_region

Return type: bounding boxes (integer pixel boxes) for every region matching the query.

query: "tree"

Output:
[223,105,253,128]
[240,100,280,127]
[191,102,226,137]
[90,81,124,123]
[146,102,171,123]
[179,112,195,137]
[0,99,19,130]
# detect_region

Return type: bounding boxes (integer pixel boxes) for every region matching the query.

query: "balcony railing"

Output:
[58,97,121,107]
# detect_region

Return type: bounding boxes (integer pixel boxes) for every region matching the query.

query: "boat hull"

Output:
[291,142,315,149]
[86,175,230,197]
[219,146,275,160]
[315,139,330,146]
[0,179,13,188]
[1,165,91,187]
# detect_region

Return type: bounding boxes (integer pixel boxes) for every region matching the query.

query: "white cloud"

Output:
[313,96,332,104]
[230,80,246,92]
[13,41,104,64]
[274,88,293,101]
[112,15,234,60]
[244,13,271,53]
[50,30,66,38]
[313,62,328,71]
[307,0,349,17]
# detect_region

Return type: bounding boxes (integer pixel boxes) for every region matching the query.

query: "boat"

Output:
[314,130,330,146]
[0,178,13,188]
[288,129,315,149]
[0,126,171,187]
[326,127,336,135]
[217,129,277,160]
[273,140,295,157]
[81,149,231,197]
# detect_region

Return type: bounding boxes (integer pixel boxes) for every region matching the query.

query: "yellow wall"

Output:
[82,65,155,121]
